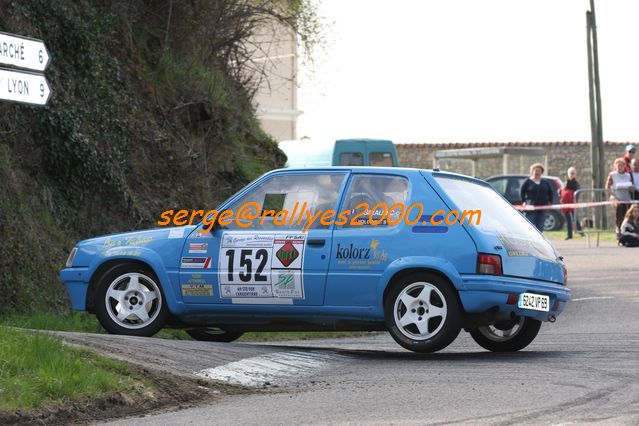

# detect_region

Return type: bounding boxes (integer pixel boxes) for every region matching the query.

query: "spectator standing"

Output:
[630,158,639,201]
[619,205,639,247]
[521,163,554,232]
[623,144,635,173]
[561,167,583,240]
[606,158,635,235]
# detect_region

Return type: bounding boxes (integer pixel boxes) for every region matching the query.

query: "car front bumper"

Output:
[459,274,571,322]
[60,267,90,311]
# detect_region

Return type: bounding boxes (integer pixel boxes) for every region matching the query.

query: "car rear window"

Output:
[369,152,394,167]
[434,175,557,260]
[339,152,364,166]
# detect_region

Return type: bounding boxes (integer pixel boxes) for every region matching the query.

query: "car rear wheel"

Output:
[186,328,244,342]
[94,263,168,336]
[470,317,541,352]
[384,273,462,353]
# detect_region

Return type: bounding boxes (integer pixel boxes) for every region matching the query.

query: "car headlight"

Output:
[66,247,78,268]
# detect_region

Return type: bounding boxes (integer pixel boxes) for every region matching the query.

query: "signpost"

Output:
[0,31,50,72]
[0,31,51,106]
[0,68,51,106]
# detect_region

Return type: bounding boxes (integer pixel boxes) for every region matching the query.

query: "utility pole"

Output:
[586,0,607,228]
[586,11,598,188]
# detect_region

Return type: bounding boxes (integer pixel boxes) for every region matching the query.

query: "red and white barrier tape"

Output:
[514,200,639,211]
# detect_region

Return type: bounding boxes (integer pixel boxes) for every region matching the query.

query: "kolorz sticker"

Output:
[219,232,306,300]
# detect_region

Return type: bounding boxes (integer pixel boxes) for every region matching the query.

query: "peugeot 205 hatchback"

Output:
[60,168,571,353]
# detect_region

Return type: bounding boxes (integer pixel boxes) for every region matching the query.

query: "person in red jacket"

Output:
[561,167,583,240]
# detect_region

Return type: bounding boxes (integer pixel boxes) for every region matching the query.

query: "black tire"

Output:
[384,272,462,353]
[544,211,563,231]
[94,263,168,337]
[470,317,541,352]
[186,328,244,342]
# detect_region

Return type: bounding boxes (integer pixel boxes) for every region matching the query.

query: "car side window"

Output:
[224,173,346,230]
[341,175,409,227]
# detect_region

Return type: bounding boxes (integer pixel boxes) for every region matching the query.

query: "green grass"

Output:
[544,230,618,242]
[1,311,105,334]
[0,326,143,412]
[1,311,367,342]
[1,311,193,340]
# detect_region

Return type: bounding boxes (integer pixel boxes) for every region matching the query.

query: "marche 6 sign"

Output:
[0,31,51,106]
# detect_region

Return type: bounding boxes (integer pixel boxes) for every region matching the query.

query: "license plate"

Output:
[518,293,550,312]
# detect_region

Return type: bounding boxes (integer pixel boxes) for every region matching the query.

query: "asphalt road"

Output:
[62,238,639,425]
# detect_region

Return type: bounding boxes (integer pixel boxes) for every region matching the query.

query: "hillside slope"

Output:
[0,0,296,313]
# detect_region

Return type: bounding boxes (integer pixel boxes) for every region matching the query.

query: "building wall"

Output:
[397,141,628,188]
[250,21,300,141]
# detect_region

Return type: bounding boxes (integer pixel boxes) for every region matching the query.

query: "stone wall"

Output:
[397,141,629,189]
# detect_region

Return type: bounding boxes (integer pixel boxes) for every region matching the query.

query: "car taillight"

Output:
[477,253,502,275]
[563,264,568,285]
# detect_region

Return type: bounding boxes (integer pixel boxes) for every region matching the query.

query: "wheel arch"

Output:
[85,253,182,315]
[86,258,151,312]
[378,257,467,314]
[383,268,448,301]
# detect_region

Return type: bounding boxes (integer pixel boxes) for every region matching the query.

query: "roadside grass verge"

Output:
[0,326,145,412]
[1,311,368,342]
[544,230,618,242]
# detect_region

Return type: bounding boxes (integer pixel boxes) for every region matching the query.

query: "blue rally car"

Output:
[60,167,571,353]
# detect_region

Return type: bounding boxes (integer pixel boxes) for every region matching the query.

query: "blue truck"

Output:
[279,138,400,168]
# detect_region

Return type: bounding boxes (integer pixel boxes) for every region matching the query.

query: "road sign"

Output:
[0,31,50,72]
[0,68,51,106]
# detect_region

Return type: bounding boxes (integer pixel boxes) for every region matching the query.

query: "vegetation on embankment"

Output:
[0,1,319,314]
[0,326,146,412]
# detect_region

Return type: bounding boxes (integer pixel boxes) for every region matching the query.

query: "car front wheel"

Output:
[384,273,462,353]
[94,263,168,336]
[470,317,541,352]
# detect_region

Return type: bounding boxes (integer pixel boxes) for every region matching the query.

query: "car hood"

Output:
[78,226,195,248]
[72,226,197,267]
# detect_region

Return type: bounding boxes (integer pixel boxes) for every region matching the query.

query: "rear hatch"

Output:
[427,172,565,284]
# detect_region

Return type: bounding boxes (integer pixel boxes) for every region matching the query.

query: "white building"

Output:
[250,21,301,141]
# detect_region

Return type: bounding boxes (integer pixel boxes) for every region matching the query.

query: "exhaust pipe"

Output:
[547,315,556,323]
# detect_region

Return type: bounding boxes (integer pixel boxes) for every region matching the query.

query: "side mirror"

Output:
[201,213,219,235]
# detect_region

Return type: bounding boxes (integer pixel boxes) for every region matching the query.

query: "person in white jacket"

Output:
[606,158,635,235]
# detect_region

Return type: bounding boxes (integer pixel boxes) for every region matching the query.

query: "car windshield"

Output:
[434,175,557,260]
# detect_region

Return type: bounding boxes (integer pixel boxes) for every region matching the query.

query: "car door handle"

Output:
[307,238,325,246]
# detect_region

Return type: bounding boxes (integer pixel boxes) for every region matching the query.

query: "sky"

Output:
[296,0,639,143]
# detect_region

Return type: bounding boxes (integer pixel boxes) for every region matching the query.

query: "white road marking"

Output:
[194,351,342,387]
[572,296,615,302]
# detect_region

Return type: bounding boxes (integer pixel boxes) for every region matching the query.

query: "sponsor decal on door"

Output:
[181,257,212,269]
[219,232,306,300]
[189,243,208,254]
